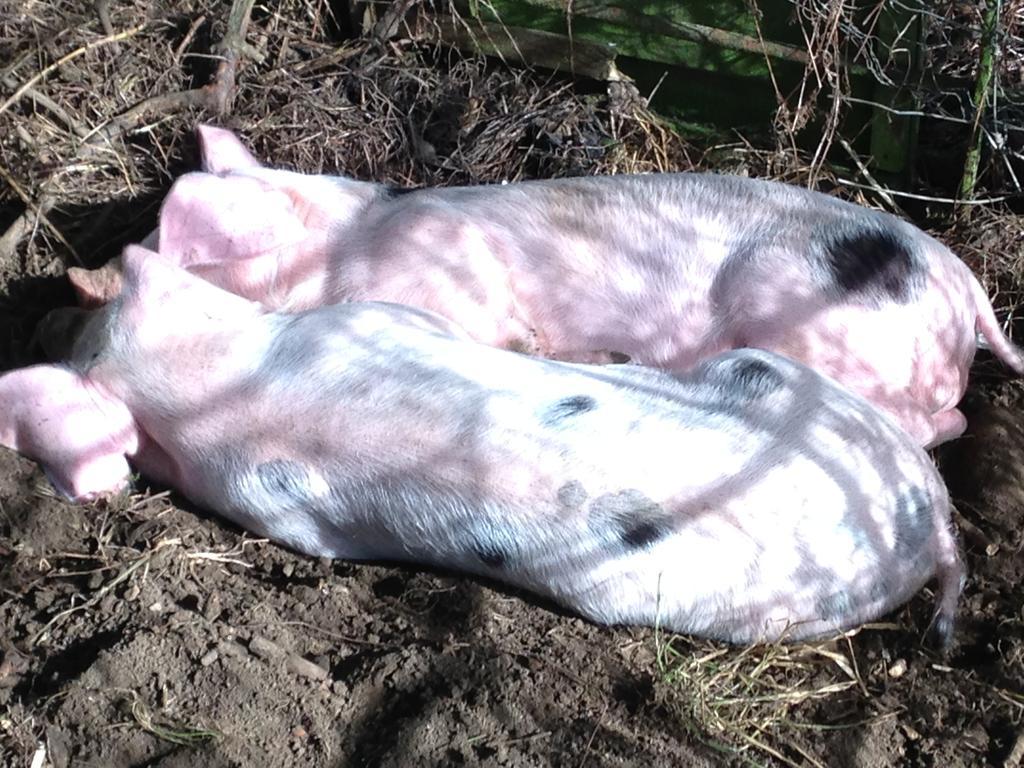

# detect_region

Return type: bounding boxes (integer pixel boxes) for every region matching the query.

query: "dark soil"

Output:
[2,385,1024,767]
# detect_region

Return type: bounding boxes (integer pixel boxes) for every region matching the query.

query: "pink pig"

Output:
[71,126,1024,449]
[2,246,962,645]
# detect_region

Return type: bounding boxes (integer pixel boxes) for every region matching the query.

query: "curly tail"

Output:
[970,273,1024,375]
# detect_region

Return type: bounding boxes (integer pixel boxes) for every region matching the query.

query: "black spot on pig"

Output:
[256,460,314,504]
[728,358,784,398]
[557,481,588,510]
[815,589,855,622]
[543,395,597,425]
[383,185,418,200]
[894,486,934,557]
[821,226,923,303]
[703,354,785,401]
[474,542,508,568]
[620,519,666,549]
[589,490,673,551]
[464,520,520,570]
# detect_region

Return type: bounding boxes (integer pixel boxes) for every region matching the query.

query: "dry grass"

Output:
[655,629,876,767]
[926,0,1024,84]
[126,689,220,747]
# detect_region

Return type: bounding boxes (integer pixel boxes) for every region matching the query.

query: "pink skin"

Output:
[0,366,136,498]
[68,125,1024,447]
[1,246,963,645]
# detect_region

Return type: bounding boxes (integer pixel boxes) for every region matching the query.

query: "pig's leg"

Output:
[879,402,967,449]
[927,525,966,650]
[925,409,968,449]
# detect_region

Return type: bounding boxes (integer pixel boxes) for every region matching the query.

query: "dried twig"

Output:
[836,137,905,215]
[0,0,258,261]
[0,25,145,118]
[0,164,81,264]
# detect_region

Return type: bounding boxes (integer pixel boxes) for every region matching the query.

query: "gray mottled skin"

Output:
[4,250,965,645]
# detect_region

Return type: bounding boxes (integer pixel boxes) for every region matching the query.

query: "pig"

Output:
[69,125,1024,449]
[2,245,963,645]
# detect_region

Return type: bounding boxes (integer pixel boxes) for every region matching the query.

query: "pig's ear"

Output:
[68,257,123,308]
[157,172,308,268]
[119,244,162,278]
[0,365,138,501]
[119,244,263,317]
[118,245,189,303]
[196,124,262,174]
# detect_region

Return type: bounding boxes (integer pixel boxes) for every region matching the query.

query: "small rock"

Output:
[249,635,285,660]
[0,648,29,688]
[200,649,220,667]
[287,655,329,682]
[98,594,117,614]
[887,658,907,678]
[217,640,248,658]
[204,592,222,622]
[282,562,295,578]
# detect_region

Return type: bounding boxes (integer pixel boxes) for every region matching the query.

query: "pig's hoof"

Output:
[924,408,968,448]
[925,613,957,655]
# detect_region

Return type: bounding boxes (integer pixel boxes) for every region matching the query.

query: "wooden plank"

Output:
[431,14,624,82]
[869,5,922,177]
[453,0,787,76]
[474,0,810,64]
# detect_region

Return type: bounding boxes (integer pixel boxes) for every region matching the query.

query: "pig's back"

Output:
[195,304,931,532]
[153,302,956,642]
[354,172,935,370]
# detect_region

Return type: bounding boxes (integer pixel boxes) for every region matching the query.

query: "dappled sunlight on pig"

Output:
[762,269,978,447]
[68,125,1022,447]
[0,246,963,646]
[0,365,137,499]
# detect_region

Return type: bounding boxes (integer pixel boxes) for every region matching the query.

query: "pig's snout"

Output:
[33,307,94,361]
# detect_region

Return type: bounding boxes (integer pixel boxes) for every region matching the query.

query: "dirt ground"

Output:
[1,387,1024,768]
[2,2,1024,767]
